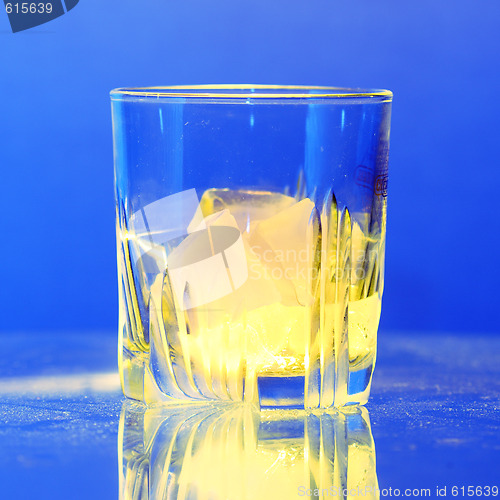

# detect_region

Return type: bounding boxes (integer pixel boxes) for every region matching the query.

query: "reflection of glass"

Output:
[111,85,392,408]
[119,402,379,499]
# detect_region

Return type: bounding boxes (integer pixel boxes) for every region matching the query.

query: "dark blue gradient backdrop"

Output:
[0,0,499,335]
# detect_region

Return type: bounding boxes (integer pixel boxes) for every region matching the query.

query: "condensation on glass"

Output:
[111,85,393,409]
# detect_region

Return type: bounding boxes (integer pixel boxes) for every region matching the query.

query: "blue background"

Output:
[1,0,499,335]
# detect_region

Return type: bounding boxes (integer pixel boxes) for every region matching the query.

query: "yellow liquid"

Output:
[121,188,383,405]
[182,189,380,373]
[181,295,380,378]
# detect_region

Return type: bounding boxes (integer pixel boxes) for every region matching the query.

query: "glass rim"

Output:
[110,84,393,101]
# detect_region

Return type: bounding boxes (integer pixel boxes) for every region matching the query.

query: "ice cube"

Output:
[348,293,381,367]
[248,198,317,306]
[167,210,248,310]
[199,189,297,233]
[187,239,283,328]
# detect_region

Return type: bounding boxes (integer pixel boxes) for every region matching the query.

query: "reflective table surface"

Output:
[0,332,498,499]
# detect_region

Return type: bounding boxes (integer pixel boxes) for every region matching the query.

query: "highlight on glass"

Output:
[111,85,393,409]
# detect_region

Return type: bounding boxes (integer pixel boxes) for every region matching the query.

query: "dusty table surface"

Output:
[0,332,498,499]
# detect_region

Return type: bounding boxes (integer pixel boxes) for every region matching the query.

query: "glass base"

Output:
[120,338,376,409]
